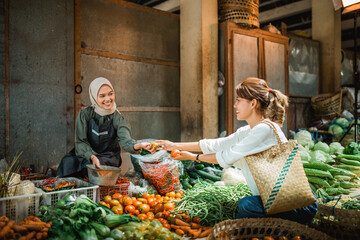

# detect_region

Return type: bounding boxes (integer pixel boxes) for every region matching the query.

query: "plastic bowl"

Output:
[86,164,122,186]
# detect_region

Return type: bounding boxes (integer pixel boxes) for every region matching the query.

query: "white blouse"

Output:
[199,119,288,195]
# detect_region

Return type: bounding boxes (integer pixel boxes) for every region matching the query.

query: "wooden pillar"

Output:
[180,0,218,141]
[312,0,342,93]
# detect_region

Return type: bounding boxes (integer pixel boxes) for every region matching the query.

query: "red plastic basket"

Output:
[97,182,130,202]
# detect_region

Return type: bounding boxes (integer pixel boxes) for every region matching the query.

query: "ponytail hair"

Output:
[235,77,288,126]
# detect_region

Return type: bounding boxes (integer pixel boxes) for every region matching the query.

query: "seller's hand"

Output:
[91,155,102,169]
[155,140,176,151]
[141,142,157,154]
[171,150,196,161]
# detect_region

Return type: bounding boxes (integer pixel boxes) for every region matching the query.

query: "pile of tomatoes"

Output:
[99,191,183,230]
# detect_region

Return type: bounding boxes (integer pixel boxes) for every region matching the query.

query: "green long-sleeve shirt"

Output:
[75,106,138,160]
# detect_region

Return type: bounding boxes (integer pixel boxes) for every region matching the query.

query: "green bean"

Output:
[174,183,252,226]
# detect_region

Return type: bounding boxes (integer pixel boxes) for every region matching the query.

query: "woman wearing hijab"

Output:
[57,77,156,178]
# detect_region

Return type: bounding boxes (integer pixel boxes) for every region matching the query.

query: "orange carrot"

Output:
[42,231,48,238]
[12,224,27,232]
[25,231,36,240]
[187,228,201,238]
[198,228,212,238]
[174,219,190,226]
[0,220,15,238]
[175,228,185,236]
[18,237,26,240]
[22,224,44,232]
[0,222,6,228]
[190,222,202,229]
[178,226,191,233]
[40,227,49,232]
[170,224,181,229]
[36,232,43,240]
[0,216,8,222]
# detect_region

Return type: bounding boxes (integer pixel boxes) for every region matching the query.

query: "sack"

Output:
[244,120,316,215]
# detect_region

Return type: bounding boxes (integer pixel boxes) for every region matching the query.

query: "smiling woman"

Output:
[56,77,157,178]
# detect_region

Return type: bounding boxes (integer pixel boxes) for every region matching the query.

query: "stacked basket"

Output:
[207,218,334,240]
[218,0,259,28]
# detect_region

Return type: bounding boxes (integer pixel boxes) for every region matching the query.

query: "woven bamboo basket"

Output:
[219,0,259,28]
[207,218,334,240]
[311,89,343,119]
[311,202,360,240]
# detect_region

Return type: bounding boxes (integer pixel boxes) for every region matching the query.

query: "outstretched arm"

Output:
[155,140,202,152]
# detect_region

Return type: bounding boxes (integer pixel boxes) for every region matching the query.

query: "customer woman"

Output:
[57,77,156,178]
[156,77,317,224]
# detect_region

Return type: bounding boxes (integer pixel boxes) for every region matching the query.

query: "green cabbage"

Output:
[335,118,349,128]
[309,150,327,163]
[329,142,344,154]
[294,130,313,148]
[314,141,330,153]
[328,125,344,136]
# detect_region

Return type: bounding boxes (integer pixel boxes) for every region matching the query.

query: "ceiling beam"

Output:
[153,0,179,12]
[259,0,311,24]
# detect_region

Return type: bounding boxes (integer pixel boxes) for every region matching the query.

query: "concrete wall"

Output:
[7,0,74,168]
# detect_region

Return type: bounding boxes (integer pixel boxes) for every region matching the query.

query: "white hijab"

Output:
[89,77,117,116]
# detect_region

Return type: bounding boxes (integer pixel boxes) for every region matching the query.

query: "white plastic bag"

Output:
[221,167,247,185]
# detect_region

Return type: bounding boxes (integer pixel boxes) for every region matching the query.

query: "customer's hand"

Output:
[171,150,196,161]
[155,140,176,151]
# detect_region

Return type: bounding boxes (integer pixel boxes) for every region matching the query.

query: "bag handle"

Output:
[261,120,282,145]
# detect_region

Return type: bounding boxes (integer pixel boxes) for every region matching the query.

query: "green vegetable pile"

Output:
[38,194,139,240]
[115,219,181,240]
[180,160,222,189]
[174,182,252,226]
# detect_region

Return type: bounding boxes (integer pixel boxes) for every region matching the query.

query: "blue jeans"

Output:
[236,195,318,224]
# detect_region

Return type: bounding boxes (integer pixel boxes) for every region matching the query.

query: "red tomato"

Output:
[192,216,201,223]
[146,212,155,220]
[124,205,136,214]
[171,149,180,158]
[111,205,123,215]
[112,193,123,200]
[139,204,150,214]
[137,213,147,220]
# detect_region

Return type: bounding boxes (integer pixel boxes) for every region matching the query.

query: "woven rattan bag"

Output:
[244,121,316,215]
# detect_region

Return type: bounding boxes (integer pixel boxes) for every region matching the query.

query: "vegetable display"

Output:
[174,182,252,226]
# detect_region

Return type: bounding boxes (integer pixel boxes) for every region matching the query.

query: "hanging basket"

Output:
[311,89,343,119]
[219,0,259,28]
[207,218,334,240]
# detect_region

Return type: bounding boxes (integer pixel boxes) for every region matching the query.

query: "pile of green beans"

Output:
[174,182,252,226]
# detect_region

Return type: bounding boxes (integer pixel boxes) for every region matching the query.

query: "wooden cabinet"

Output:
[219,21,289,135]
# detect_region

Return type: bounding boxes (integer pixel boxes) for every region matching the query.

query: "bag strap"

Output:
[261,120,282,145]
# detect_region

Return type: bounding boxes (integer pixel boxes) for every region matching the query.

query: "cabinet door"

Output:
[264,39,288,134]
[233,32,259,130]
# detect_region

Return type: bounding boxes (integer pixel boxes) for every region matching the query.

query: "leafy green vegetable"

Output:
[329,142,344,154]
[344,142,360,155]
[294,130,314,148]
[314,141,330,153]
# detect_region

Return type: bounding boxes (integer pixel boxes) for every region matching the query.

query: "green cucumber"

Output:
[304,168,333,179]
[329,168,356,178]
[303,162,333,171]
[340,158,360,166]
[336,154,360,161]
[195,169,222,182]
[195,164,205,170]
[306,176,330,188]
[339,181,360,189]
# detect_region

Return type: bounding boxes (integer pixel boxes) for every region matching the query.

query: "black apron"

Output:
[57,116,121,178]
